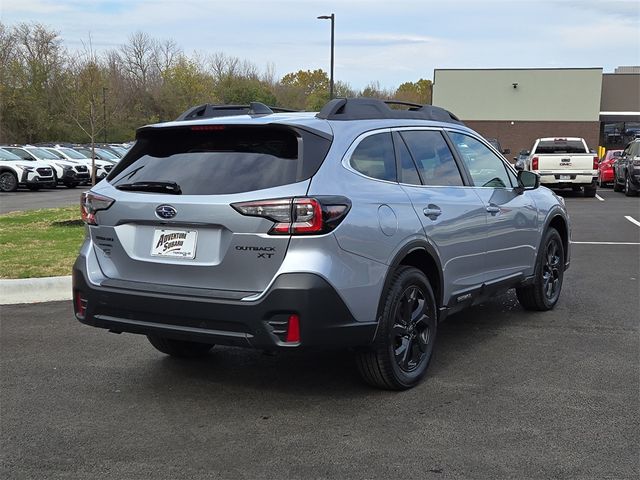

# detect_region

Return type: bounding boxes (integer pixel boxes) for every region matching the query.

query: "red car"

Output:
[598,150,622,187]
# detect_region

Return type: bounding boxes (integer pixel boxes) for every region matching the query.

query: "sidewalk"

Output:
[0,276,72,305]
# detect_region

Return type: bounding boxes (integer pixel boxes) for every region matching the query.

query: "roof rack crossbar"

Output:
[316,98,464,125]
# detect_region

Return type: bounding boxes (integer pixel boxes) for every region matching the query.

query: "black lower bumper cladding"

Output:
[73,258,376,350]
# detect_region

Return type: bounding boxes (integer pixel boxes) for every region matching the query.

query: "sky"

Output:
[1,0,639,89]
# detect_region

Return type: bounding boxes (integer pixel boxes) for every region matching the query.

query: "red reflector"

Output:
[286,314,300,343]
[75,291,87,317]
[532,156,539,170]
[190,125,225,131]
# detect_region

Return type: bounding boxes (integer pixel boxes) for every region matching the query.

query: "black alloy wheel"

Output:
[356,266,437,390]
[541,237,562,303]
[0,172,18,192]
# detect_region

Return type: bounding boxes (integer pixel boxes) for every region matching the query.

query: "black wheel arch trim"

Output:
[538,208,570,273]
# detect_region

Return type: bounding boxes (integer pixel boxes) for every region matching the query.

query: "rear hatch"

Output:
[90,123,331,294]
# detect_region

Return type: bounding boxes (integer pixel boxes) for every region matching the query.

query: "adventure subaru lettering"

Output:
[156,232,188,253]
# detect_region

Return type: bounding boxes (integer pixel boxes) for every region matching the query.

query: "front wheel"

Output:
[0,171,18,192]
[516,228,564,311]
[147,335,214,358]
[356,266,437,390]
[624,176,637,197]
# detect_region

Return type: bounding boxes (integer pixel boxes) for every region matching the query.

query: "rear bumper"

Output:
[538,172,596,187]
[72,257,376,350]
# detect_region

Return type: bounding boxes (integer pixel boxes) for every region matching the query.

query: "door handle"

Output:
[486,205,501,214]
[423,205,442,218]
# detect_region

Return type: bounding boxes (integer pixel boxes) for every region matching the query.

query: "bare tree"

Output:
[154,38,182,74]
[118,31,157,87]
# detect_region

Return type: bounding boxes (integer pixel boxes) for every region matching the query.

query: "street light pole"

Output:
[102,87,108,144]
[317,13,335,99]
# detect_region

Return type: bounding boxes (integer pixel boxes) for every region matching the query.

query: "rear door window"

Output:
[109,126,331,195]
[400,130,464,186]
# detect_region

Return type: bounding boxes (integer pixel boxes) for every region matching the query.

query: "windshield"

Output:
[0,148,21,161]
[109,125,331,195]
[96,148,119,160]
[110,145,128,156]
[25,147,60,160]
[59,148,89,160]
[43,148,66,159]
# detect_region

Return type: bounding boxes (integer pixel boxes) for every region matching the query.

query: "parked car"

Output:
[74,146,120,164]
[0,147,56,192]
[3,146,89,188]
[514,149,531,171]
[525,137,598,197]
[73,98,570,390]
[612,139,640,196]
[43,147,112,181]
[486,137,511,156]
[597,149,622,187]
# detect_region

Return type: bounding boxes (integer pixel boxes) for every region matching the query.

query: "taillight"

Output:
[593,156,599,170]
[231,196,351,235]
[81,191,114,225]
[531,157,539,170]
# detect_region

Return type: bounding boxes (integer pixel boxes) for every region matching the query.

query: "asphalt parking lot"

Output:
[1,188,639,479]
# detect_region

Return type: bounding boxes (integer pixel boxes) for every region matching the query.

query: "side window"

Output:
[400,130,464,186]
[448,132,513,188]
[395,134,421,185]
[349,132,396,182]
[6,148,32,161]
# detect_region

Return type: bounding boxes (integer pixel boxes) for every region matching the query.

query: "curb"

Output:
[0,275,72,305]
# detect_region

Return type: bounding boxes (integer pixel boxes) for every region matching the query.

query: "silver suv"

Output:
[73,99,571,390]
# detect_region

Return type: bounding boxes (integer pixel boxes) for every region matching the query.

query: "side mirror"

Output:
[515,162,524,171]
[502,148,511,155]
[517,170,539,192]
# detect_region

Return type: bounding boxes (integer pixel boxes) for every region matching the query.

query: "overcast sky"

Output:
[2,0,639,89]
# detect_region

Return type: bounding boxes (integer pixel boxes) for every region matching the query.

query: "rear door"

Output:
[394,129,488,300]
[90,124,331,294]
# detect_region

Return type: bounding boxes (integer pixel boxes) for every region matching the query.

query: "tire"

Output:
[624,175,637,197]
[516,228,564,311]
[26,184,41,191]
[613,175,623,192]
[584,184,597,197]
[356,266,437,390]
[64,182,77,189]
[0,171,18,192]
[147,334,214,358]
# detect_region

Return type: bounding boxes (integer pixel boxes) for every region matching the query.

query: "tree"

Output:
[278,69,329,110]
[395,78,432,105]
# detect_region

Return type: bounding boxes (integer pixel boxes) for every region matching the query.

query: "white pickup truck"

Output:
[523,137,599,197]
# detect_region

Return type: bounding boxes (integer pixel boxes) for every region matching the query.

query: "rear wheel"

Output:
[147,335,214,358]
[516,228,564,311]
[624,175,637,197]
[584,184,597,197]
[0,171,18,192]
[356,266,437,390]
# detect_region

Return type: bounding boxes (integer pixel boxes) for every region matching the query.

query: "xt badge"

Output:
[236,245,276,259]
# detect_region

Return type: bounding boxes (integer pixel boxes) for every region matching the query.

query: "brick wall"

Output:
[464,121,600,162]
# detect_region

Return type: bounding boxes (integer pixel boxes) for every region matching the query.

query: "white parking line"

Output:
[595,194,605,201]
[624,216,640,228]
[571,241,640,245]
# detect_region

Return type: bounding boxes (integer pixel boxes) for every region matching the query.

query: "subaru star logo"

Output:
[155,205,177,219]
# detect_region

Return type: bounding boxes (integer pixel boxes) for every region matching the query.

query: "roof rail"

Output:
[175,102,298,121]
[316,98,464,124]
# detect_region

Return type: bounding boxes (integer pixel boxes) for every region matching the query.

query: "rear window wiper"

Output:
[115,181,182,194]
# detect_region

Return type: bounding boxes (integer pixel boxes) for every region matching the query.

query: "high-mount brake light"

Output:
[531,156,539,170]
[231,197,351,235]
[190,125,226,131]
[81,191,115,225]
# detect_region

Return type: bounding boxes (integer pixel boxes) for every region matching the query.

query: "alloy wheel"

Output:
[392,285,432,372]
[542,239,561,301]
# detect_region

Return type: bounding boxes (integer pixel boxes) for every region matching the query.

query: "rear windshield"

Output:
[108,125,332,195]
[534,140,587,154]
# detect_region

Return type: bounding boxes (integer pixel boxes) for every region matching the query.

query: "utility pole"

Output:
[317,13,335,99]
[102,87,108,143]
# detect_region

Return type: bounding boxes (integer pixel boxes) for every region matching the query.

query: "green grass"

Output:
[0,206,85,279]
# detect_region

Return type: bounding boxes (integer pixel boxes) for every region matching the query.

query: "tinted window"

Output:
[25,147,59,160]
[350,132,396,182]
[0,148,21,161]
[109,126,331,195]
[400,130,463,186]
[395,135,421,185]
[448,132,513,188]
[534,140,587,154]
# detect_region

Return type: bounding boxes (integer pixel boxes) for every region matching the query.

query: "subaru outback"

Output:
[73,98,570,390]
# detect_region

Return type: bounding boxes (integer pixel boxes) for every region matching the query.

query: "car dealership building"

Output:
[432,67,640,159]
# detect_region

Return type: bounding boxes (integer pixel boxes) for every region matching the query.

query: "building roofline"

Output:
[433,67,603,72]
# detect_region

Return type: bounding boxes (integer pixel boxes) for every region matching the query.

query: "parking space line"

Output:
[571,241,640,245]
[595,194,604,201]
[624,216,640,228]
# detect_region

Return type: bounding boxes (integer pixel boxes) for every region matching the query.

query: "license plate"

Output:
[559,175,570,180]
[151,229,197,258]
